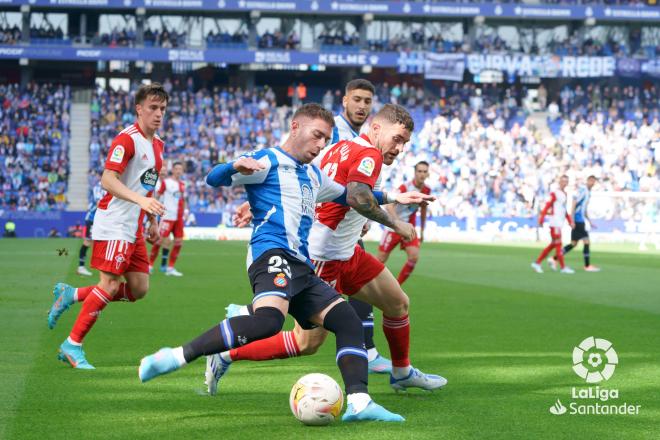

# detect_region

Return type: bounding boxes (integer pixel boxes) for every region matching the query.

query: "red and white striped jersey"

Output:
[92,123,164,242]
[157,177,185,221]
[391,181,430,225]
[309,134,382,261]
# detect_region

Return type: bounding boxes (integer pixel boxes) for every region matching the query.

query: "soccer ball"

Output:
[289,373,344,426]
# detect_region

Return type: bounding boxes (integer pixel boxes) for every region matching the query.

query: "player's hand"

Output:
[361,221,371,237]
[139,196,165,216]
[538,218,544,227]
[233,157,265,175]
[393,220,416,242]
[590,222,597,230]
[146,221,160,244]
[395,191,436,205]
[233,201,253,227]
[569,221,576,229]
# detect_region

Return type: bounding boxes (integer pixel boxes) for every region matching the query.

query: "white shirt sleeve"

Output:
[316,168,346,203]
[231,155,272,186]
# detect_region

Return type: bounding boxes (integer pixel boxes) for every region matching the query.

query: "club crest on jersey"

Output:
[301,184,314,217]
[274,273,288,287]
[357,157,375,176]
[114,253,125,270]
[110,145,125,163]
[141,168,159,191]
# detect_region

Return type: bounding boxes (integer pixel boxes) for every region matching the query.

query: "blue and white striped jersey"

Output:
[84,183,106,223]
[573,185,590,223]
[330,114,361,145]
[207,147,346,268]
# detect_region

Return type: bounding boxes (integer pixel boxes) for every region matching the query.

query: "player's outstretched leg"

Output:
[354,268,447,392]
[139,305,286,382]
[532,242,555,273]
[48,283,76,329]
[205,305,320,395]
[320,300,404,422]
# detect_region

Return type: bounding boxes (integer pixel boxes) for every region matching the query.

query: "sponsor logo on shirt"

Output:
[301,184,314,217]
[110,145,125,163]
[357,157,375,176]
[141,168,159,191]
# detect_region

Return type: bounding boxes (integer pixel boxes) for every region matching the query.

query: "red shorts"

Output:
[159,219,184,239]
[378,230,420,254]
[550,227,562,241]
[312,245,385,296]
[91,238,150,275]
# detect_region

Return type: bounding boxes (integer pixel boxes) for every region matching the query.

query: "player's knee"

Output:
[408,254,419,264]
[252,306,285,339]
[132,286,149,300]
[384,292,409,317]
[100,278,121,296]
[322,301,362,336]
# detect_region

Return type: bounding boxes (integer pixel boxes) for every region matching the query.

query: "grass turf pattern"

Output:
[1,239,658,439]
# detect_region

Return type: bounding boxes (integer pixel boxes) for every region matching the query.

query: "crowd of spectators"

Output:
[257,30,300,50]
[144,27,186,48]
[381,82,659,221]
[0,83,70,211]
[0,25,21,45]
[92,28,137,47]
[1,78,656,224]
[29,25,66,43]
[318,30,360,50]
[110,80,654,222]
[206,29,248,48]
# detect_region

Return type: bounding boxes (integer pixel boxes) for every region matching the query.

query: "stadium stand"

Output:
[0,83,71,211]
[79,80,660,222]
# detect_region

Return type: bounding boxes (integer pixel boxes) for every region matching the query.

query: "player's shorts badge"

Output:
[114,253,126,270]
[274,273,288,287]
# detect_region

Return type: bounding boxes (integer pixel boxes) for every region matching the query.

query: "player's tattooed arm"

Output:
[347,182,397,229]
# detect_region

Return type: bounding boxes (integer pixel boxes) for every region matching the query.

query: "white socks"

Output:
[172,346,187,367]
[347,392,371,413]
[367,348,379,362]
[67,336,82,346]
[392,365,412,379]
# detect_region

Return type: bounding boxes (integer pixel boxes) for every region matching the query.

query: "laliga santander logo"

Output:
[572,337,618,383]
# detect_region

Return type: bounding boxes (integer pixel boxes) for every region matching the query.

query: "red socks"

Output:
[536,243,555,264]
[382,314,410,367]
[168,243,182,268]
[555,243,565,269]
[69,286,112,344]
[397,260,416,285]
[75,286,94,302]
[149,243,161,265]
[229,331,300,361]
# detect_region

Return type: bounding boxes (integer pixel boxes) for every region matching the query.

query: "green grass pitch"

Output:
[1,239,659,439]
